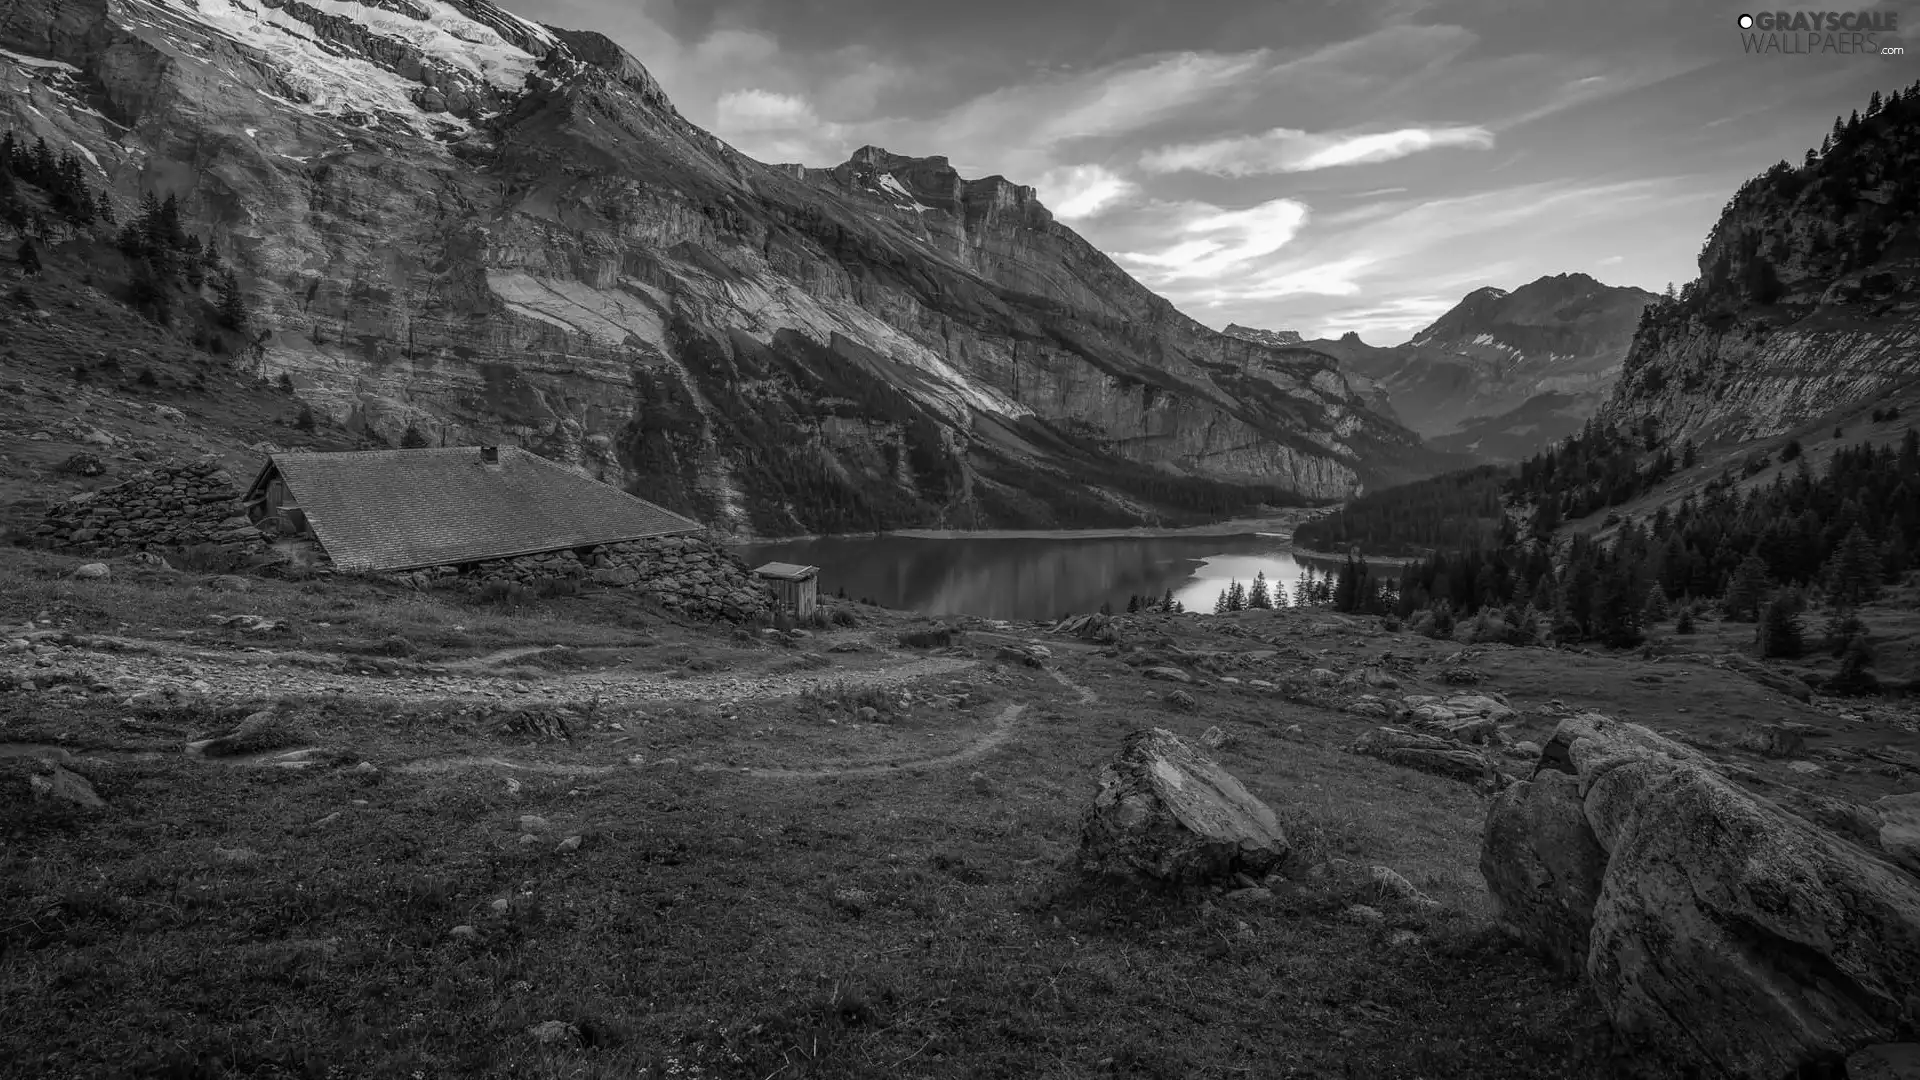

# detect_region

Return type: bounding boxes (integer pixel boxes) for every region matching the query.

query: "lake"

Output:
[735,533,1347,622]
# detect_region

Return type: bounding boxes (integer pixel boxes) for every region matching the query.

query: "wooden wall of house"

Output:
[766,576,818,619]
[245,473,313,539]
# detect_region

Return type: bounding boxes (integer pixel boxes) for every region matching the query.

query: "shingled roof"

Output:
[244,447,704,572]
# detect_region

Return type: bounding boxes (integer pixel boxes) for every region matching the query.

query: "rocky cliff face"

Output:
[0,0,1426,536]
[1604,86,1920,446]
[1222,324,1303,348]
[1295,275,1656,462]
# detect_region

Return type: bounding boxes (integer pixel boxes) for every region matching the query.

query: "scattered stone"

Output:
[555,835,582,853]
[352,761,378,776]
[1388,929,1421,947]
[1368,865,1441,910]
[212,846,259,863]
[1075,728,1289,884]
[1350,727,1497,786]
[1143,666,1193,684]
[1224,887,1272,904]
[449,925,479,941]
[27,764,106,810]
[518,815,550,833]
[1343,904,1384,923]
[1165,689,1197,711]
[1736,724,1805,758]
[526,1020,578,1046]
[73,563,111,581]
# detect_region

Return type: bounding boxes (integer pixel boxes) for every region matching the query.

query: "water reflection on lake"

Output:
[736,533,1341,622]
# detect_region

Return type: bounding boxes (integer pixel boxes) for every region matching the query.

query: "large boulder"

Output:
[1880,793,1920,876]
[1485,712,1920,1078]
[1075,728,1288,885]
[1480,769,1608,975]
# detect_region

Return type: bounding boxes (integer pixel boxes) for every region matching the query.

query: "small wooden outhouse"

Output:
[753,561,819,620]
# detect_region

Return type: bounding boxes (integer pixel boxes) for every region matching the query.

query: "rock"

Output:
[1143,666,1193,684]
[518,815,550,833]
[1848,1044,1920,1080]
[1367,865,1442,911]
[1483,710,1920,1078]
[1308,668,1339,684]
[449,925,479,941]
[1351,727,1496,785]
[208,575,252,593]
[352,761,378,775]
[555,835,582,853]
[855,706,880,723]
[1480,769,1609,974]
[1878,793,1920,875]
[1388,929,1421,947]
[213,846,259,863]
[1075,728,1289,884]
[526,1020,578,1046]
[1736,723,1806,758]
[996,644,1045,667]
[1224,887,1272,903]
[27,764,107,810]
[73,563,111,580]
[1165,689,1197,711]
[1343,904,1384,923]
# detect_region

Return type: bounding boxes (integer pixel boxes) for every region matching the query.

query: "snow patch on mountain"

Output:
[0,46,82,73]
[299,0,539,92]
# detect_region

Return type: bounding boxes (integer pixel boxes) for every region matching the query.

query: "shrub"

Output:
[294,404,316,432]
[534,576,582,599]
[829,607,858,627]
[136,366,158,387]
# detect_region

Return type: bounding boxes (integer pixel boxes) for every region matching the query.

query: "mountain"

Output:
[0,0,1427,538]
[1603,82,1920,446]
[1292,274,1657,461]
[1222,324,1303,348]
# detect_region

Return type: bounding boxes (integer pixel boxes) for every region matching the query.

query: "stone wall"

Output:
[392,533,778,621]
[33,459,266,554]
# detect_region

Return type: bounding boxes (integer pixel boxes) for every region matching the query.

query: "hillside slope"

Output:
[1604,82,1920,446]
[0,0,1427,537]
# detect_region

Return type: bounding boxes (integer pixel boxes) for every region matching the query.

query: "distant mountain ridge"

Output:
[1259,273,1657,461]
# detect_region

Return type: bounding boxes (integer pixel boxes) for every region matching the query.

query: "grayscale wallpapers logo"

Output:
[1737,11,1905,54]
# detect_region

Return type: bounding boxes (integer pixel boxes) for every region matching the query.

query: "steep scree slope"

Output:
[0,0,1425,536]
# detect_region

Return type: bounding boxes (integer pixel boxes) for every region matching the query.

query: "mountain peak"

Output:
[1223,324,1304,348]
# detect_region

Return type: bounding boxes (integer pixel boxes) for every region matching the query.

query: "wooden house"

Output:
[240,445,703,570]
[753,561,819,620]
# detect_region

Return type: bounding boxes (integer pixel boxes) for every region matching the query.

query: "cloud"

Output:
[713,88,849,162]
[1033,164,1138,220]
[1110,198,1311,281]
[1140,124,1494,176]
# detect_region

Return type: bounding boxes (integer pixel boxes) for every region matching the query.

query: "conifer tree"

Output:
[1247,571,1273,609]
[1724,552,1771,621]
[1161,587,1174,612]
[1126,594,1140,614]
[1642,582,1669,623]
[1824,524,1882,606]
[1868,89,1883,116]
[1674,603,1696,635]
[1758,588,1805,658]
[16,236,39,274]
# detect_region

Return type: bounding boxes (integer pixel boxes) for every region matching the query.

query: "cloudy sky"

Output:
[508,0,1915,343]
